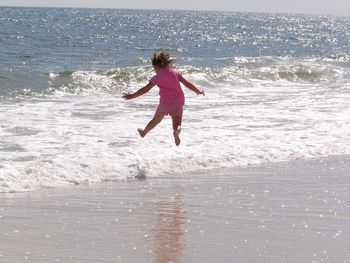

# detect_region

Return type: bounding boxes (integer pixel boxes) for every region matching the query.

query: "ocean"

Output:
[1,7,350,192]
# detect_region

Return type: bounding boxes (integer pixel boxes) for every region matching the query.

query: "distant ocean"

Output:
[1,7,350,192]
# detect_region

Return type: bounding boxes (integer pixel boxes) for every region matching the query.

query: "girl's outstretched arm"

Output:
[179,75,205,95]
[122,82,155,100]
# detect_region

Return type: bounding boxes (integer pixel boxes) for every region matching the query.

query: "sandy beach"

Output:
[1,155,349,262]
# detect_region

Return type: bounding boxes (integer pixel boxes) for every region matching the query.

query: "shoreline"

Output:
[1,155,350,262]
[2,154,350,196]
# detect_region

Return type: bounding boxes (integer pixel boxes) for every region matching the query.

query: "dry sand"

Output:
[1,155,350,262]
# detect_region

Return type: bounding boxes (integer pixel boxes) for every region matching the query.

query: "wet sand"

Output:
[1,155,350,262]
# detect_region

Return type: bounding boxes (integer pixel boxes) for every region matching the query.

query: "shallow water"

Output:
[0,156,349,262]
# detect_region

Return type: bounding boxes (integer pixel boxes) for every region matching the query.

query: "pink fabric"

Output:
[150,68,185,105]
[156,104,183,117]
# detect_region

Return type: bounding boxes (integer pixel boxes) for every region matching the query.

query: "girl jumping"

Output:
[122,50,204,146]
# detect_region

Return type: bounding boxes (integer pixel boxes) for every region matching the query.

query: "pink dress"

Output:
[150,68,185,116]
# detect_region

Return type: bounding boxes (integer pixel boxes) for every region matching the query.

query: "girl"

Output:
[122,50,204,146]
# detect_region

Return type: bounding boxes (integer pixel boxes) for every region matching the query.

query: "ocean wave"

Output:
[0,55,349,99]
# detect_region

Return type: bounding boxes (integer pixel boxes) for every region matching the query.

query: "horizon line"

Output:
[0,4,348,18]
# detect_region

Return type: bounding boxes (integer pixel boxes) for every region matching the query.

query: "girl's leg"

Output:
[171,115,182,146]
[138,114,165,138]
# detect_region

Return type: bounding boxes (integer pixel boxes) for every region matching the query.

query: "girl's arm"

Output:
[179,75,205,95]
[122,82,155,100]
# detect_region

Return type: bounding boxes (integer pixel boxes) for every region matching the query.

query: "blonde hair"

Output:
[151,49,175,68]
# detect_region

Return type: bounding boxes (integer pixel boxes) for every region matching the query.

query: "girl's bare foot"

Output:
[173,128,181,146]
[138,128,145,138]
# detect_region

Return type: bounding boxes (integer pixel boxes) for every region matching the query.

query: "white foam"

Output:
[1,69,350,192]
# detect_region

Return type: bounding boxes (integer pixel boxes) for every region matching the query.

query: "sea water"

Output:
[1,7,350,192]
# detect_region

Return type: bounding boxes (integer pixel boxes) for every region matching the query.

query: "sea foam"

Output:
[1,63,350,192]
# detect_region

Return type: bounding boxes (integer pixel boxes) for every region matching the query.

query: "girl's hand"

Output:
[122,93,133,100]
[196,90,205,96]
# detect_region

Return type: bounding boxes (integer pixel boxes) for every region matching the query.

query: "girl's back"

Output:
[150,68,185,105]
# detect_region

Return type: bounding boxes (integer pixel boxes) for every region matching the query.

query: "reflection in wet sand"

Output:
[153,188,185,263]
